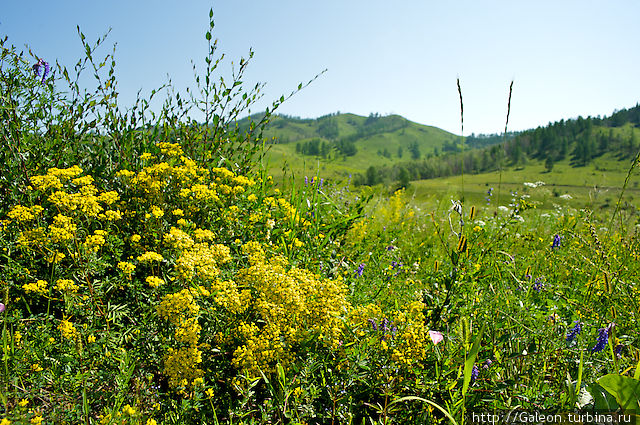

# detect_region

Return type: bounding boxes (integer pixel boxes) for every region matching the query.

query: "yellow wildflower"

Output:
[22,280,47,295]
[54,279,79,293]
[137,251,164,263]
[59,319,78,340]
[146,276,164,288]
[117,261,136,275]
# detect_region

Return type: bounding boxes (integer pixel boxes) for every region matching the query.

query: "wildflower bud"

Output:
[591,326,610,353]
[566,321,582,343]
[470,364,479,385]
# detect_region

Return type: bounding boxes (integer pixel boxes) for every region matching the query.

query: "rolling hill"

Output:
[238,112,474,182]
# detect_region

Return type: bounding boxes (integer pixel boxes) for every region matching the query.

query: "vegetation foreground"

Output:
[2,12,640,425]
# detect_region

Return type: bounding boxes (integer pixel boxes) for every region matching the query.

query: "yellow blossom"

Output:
[117,261,136,275]
[146,276,164,288]
[59,319,78,340]
[151,206,164,218]
[137,251,164,263]
[122,404,136,416]
[22,280,47,295]
[54,279,79,293]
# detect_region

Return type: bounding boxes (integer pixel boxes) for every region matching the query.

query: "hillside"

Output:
[238,112,472,181]
[350,104,640,190]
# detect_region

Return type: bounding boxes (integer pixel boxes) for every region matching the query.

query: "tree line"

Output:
[353,103,640,187]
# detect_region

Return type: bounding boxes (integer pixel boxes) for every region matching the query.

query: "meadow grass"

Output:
[1,13,640,425]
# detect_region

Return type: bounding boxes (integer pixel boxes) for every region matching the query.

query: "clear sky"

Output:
[4,1,640,135]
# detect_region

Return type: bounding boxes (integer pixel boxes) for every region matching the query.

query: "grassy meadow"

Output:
[2,13,640,425]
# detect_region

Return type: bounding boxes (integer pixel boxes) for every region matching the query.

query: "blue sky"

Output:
[4,1,640,135]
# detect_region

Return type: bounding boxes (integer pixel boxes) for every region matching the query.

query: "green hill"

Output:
[239,112,466,182]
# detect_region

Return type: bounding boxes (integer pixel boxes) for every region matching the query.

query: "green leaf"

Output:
[206,32,212,41]
[588,383,620,410]
[462,323,485,395]
[597,374,640,412]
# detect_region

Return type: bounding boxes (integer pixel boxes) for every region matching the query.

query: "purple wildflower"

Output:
[304,176,308,185]
[532,277,544,292]
[591,326,609,353]
[0,303,4,313]
[470,364,479,385]
[614,344,623,359]
[356,263,365,277]
[368,318,377,331]
[42,61,50,82]
[319,178,324,189]
[391,261,402,269]
[380,318,390,332]
[33,59,43,76]
[482,359,492,370]
[566,321,582,343]
[551,234,562,249]
[32,58,50,83]
[386,245,397,251]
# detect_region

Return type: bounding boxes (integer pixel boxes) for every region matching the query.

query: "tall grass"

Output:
[1,9,640,425]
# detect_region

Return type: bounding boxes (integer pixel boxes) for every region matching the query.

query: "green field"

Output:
[3,19,640,425]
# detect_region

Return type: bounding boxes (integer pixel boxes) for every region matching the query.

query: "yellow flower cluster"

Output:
[46,251,66,264]
[137,251,164,263]
[158,289,203,388]
[209,279,250,313]
[163,227,195,250]
[48,214,77,243]
[232,243,348,377]
[157,141,184,157]
[83,230,107,253]
[193,228,215,241]
[182,184,219,202]
[47,183,105,217]
[390,301,429,368]
[30,175,63,192]
[47,165,83,183]
[150,206,164,218]
[100,209,122,221]
[22,280,48,295]
[54,279,79,293]
[7,205,44,223]
[117,261,136,276]
[146,276,164,288]
[97,191,120,205]
[175,243,230,281]
[72,175,94,186]
[348,303,383,337]
[59,319,78,340]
